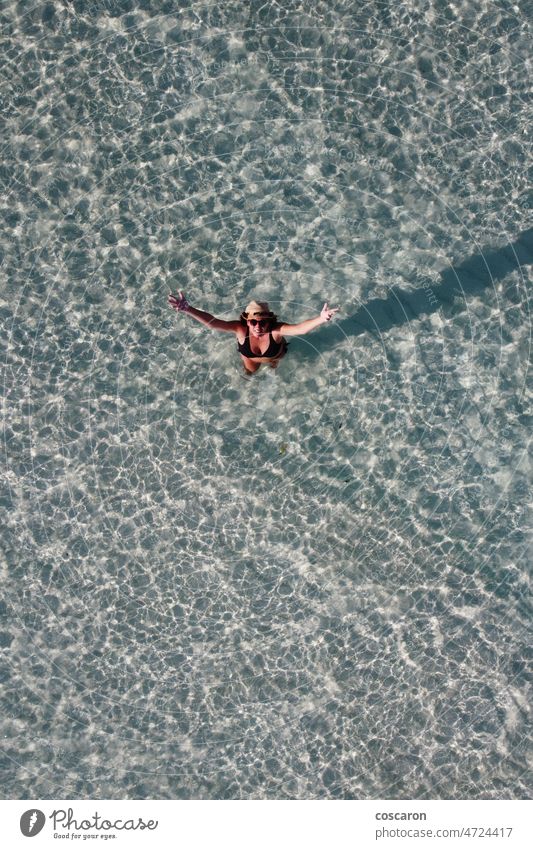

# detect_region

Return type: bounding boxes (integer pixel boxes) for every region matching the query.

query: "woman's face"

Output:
[248,317,270,337]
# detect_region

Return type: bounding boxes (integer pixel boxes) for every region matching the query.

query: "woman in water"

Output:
[168,292,339,373]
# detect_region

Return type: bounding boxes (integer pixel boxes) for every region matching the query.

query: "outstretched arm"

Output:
[168,291,240,332]
[278,302,340,336]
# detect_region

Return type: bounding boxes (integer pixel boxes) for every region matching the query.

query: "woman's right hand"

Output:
[168,290,190,312]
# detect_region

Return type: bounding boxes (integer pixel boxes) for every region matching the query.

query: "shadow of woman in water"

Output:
[295,227,533,361]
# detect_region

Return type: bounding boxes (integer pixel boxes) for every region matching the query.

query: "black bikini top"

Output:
[237,328,285,359]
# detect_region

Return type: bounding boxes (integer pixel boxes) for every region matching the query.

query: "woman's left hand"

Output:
[321,302,340,322]
[168,290,190,312]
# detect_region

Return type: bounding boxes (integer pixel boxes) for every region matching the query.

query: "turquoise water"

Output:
[0,0,531,799]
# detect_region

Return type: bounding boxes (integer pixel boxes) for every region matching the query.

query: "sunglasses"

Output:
[248,318,270,326]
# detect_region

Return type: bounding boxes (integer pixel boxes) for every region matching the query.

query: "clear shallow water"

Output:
[0,0,531,799]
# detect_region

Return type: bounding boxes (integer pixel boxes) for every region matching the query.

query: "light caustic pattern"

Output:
[0,0,531,800]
